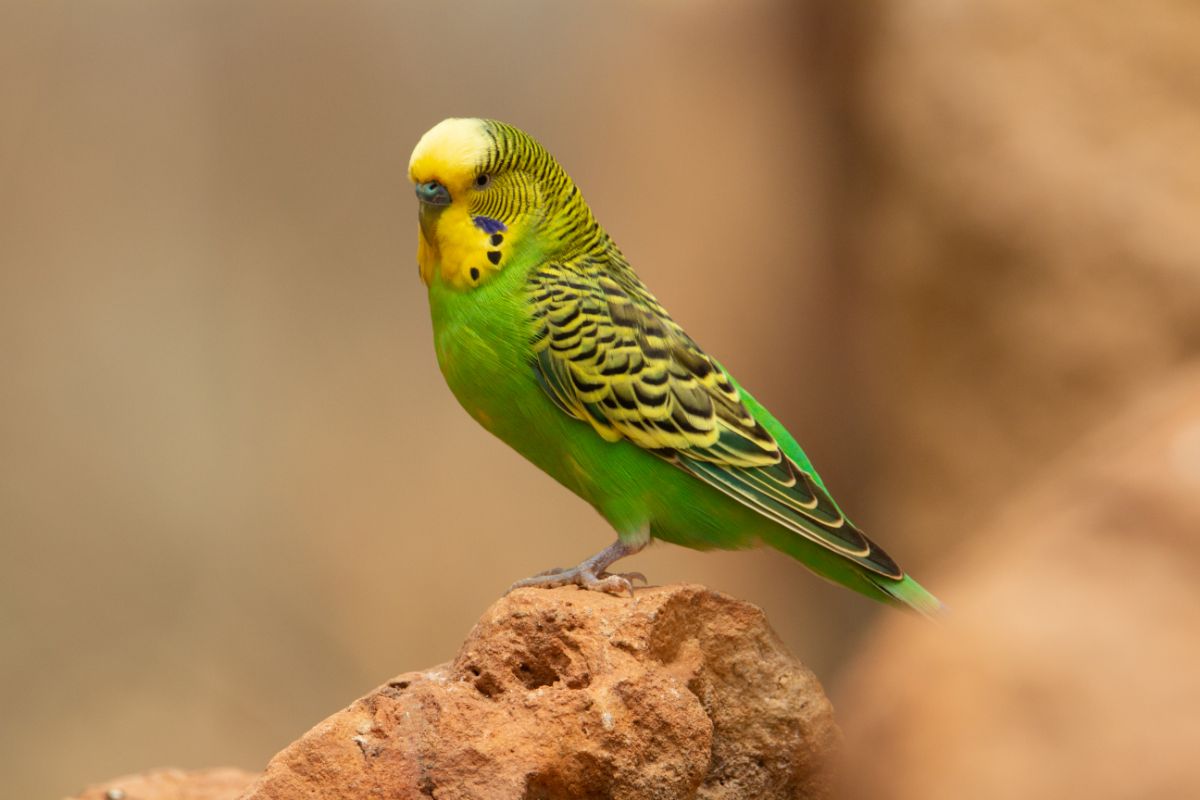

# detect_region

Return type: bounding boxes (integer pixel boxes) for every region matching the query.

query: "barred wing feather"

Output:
[528,259,901,579]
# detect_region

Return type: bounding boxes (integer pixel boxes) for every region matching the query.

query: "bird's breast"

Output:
[429,282,533,427]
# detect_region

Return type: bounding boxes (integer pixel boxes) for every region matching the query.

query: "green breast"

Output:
[427,268,587,482]
[425,267,648,533]
[424,265,782,549]
[429,271,529,428]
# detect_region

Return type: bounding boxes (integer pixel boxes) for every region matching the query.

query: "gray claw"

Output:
[506,537,649,597]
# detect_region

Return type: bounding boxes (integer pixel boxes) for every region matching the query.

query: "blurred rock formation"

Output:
[823,4,1200,795]
[70,769,256,800]
[835,0,1200,558]
[837,364,1200,799]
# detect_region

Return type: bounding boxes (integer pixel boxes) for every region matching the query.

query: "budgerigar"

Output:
[408,118,940,615]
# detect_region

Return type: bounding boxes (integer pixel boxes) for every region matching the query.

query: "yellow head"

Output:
[408,118,590,289]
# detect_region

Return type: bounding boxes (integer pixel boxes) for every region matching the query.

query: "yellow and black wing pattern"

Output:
[527,256,902,579]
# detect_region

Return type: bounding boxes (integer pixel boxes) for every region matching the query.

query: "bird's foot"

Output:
[508,568,646,597]
[507,537,649,598]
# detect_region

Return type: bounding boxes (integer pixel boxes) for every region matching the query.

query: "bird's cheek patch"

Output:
[427,208,492,289]
[474,217,508,280]
[427,210,520,290]
[472,215,507,235]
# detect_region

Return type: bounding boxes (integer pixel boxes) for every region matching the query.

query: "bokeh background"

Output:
[2,1,1198,798]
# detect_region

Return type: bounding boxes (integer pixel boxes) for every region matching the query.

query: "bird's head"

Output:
[408,118,595,289]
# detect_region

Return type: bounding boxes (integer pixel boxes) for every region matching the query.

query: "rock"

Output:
[240,584,838,800]
[68,768,257,800]
[836,364,1200,800]
[835,0,1200,560]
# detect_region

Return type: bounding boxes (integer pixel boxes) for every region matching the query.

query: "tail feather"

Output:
[872,573,944,618]
[758,525,942,617]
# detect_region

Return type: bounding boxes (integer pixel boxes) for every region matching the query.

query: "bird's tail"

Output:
[758,525,943,617]
[869,572,944,619]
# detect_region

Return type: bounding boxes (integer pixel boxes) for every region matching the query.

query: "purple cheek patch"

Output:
[472,216,507,234]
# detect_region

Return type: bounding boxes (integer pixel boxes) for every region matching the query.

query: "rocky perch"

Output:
[71,585,839,800]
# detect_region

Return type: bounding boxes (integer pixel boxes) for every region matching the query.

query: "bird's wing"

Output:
[527,258,901,578]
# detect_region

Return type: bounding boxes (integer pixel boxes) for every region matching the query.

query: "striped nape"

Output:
[475,120,611,261]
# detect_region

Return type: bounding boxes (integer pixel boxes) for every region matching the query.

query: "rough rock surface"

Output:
[240,583,838,800]
[837,364,1200,800]
[69,768,257,800]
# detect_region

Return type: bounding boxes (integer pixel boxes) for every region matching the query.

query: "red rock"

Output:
[68,768,256,800]
[839,0,1200,562]
[241,583,838,800]
[837,365,1200,800]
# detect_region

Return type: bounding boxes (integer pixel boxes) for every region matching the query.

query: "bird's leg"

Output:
[508,537,649,597]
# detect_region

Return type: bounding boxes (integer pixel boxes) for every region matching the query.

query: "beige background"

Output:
[2,1,1197,798]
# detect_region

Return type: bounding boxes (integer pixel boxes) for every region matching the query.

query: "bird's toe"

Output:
[582,572,637,597]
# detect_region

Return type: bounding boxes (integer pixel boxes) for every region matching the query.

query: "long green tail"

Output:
[871,573,943,618]
[758,525,943,617]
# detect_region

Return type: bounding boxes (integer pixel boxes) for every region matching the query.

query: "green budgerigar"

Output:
[409,118,940,615]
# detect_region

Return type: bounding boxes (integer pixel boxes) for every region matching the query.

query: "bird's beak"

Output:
[414,180,451,206]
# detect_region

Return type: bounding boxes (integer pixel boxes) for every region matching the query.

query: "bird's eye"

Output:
[475,173,491,188]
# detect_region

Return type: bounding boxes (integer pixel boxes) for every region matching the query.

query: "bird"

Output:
[408,118,941,615]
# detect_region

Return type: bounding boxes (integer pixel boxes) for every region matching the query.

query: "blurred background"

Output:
[2,1,1197,798]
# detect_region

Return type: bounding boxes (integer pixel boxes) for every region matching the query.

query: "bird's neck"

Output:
[536,191,617,265]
